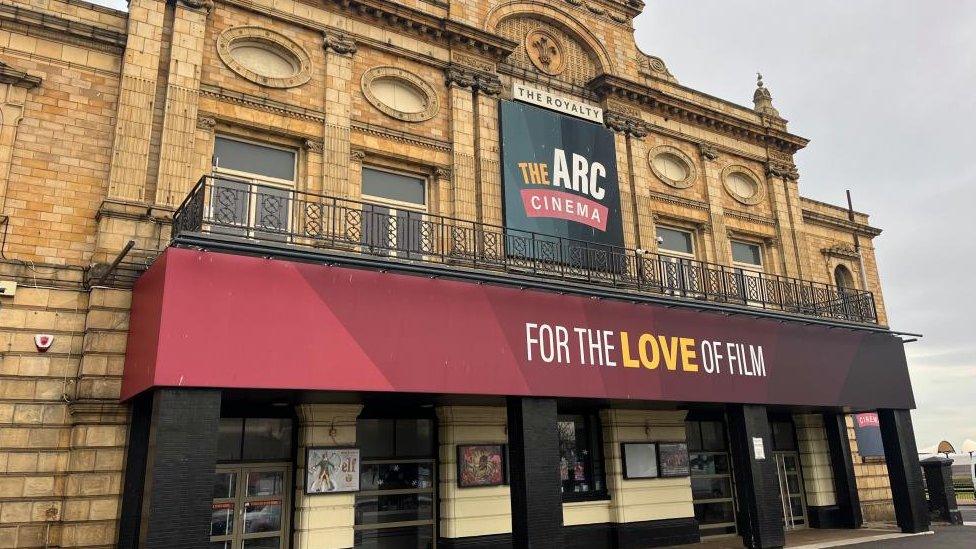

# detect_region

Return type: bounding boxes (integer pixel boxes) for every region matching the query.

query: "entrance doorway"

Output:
[210,464,291,548]
[687,417,738,537]
[773,452,807,529]
[355,416,437,548]
[770,419,807,530]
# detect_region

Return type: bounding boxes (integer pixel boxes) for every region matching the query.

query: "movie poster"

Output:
[306,447,360,494]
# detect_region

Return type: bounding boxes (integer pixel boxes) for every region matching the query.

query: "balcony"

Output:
[172,175,879,325]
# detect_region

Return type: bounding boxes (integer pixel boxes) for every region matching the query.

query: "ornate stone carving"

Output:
[178,0,214,13]
[444,66,501,96]
[323,31,357,56]
[217,27,312,89]
[196,115,217,131]
[766,161,799,181]
[698,144,719,161]
[304,139,323,153]
[822,243,860,260]
[350,149,366,162]
[434,167,452,180]
[362,66,439,122]
[636,53,677,83]
[525,29,565,76]
[604,111,649,138]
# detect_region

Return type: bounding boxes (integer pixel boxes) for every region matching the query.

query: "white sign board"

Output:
[306,447,360,494]
[512,83,604,124]
[752,437,766,460]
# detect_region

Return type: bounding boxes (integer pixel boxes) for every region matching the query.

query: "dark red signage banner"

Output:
[121,248,915,409]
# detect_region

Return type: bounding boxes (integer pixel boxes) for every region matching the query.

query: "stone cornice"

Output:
[200,84,326,122]
[0,3,126,49]
[822,243,861,260]
[646,190,709,212]
[351,122,452,153]
[605,111,649,138]
[725,209,777,227]
[588,74,809,153]
[801,209,882,237]
[317,0,518,60]
[0,61,41,89]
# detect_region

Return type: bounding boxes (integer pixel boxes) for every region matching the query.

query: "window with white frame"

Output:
[730,240,763,270]
[360,166,429,256]
[211,136,297,238]
[657,226,695,258]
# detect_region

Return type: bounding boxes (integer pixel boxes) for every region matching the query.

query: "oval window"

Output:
[229,41,297,79]
[371,77,428,114]
[361,67,439,123]
[217,27,312,88]
[726,172,758,199]
[653,153,689,182]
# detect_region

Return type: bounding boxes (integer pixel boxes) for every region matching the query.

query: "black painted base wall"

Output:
[807,506,844,529]
[437,517,699,549]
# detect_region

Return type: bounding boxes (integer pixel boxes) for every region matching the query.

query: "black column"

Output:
[507,397,563,549]
[878,409,930,533]
[138,389,222,548]
[727,405,784,549]
[823,412,863,529]
[117,392,153,549]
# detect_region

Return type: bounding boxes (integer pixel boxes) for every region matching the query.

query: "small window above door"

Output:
[214,136,296,184]
[731,240,763,268]
[361,167,426,208]
[657,226,694,257]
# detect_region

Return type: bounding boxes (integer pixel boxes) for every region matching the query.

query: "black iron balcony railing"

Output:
[173,175,879,324]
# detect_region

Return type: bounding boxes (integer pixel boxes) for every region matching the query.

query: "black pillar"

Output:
[877,409,930,533]
[117,392,153,549]
[507,397,563,549]
[135,389,222,548]
[823,412,863,528]
[727,405,784,549]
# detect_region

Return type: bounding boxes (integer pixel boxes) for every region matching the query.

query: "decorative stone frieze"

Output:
[196,115,217,131]
[822,243,861,260]
[699,143,719,161]
[304,139,323,153]
[0,61,42,89]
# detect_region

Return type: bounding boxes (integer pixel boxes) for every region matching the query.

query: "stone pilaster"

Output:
[476,92,502,226]
[794,414,837,510]
[445,66,499,224]
[106,0,168,203]
[435,167,454,219]
[153,0,211,206]
[293,404,363,549]
[436,406,511,539]
[765,161,807,277]
[323,30,357,198]
[605,112,651,251]
[699,144,731,265]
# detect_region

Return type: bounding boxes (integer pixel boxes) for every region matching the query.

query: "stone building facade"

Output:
[0,0,922,548]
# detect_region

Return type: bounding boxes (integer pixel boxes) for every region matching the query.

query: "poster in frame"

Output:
[621,442,659,479]
[657,442,690,478]
[456,444,507,488]
[305,447,360,494]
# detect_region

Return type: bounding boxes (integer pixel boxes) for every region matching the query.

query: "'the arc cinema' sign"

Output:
[499,99,624,249]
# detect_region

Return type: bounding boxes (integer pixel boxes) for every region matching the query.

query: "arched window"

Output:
[834,264,855,290]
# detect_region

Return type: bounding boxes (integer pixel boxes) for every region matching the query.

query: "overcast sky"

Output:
[86,1,974,448]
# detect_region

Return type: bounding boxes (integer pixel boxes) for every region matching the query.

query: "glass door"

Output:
[687,419,738,537]
[354,417,436,548]
[210,464,291,549]
[773,452,807,530]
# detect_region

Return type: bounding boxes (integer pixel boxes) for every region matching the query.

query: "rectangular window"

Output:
[362,167,426,207]
[211,136,297,239]
[657,226,694,257]
[557,412,607,501]
[217,418,293,463]
[731,240,762,267]
[214,136,296,183]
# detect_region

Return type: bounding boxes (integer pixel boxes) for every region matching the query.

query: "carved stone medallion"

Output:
[525,29,566,76]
